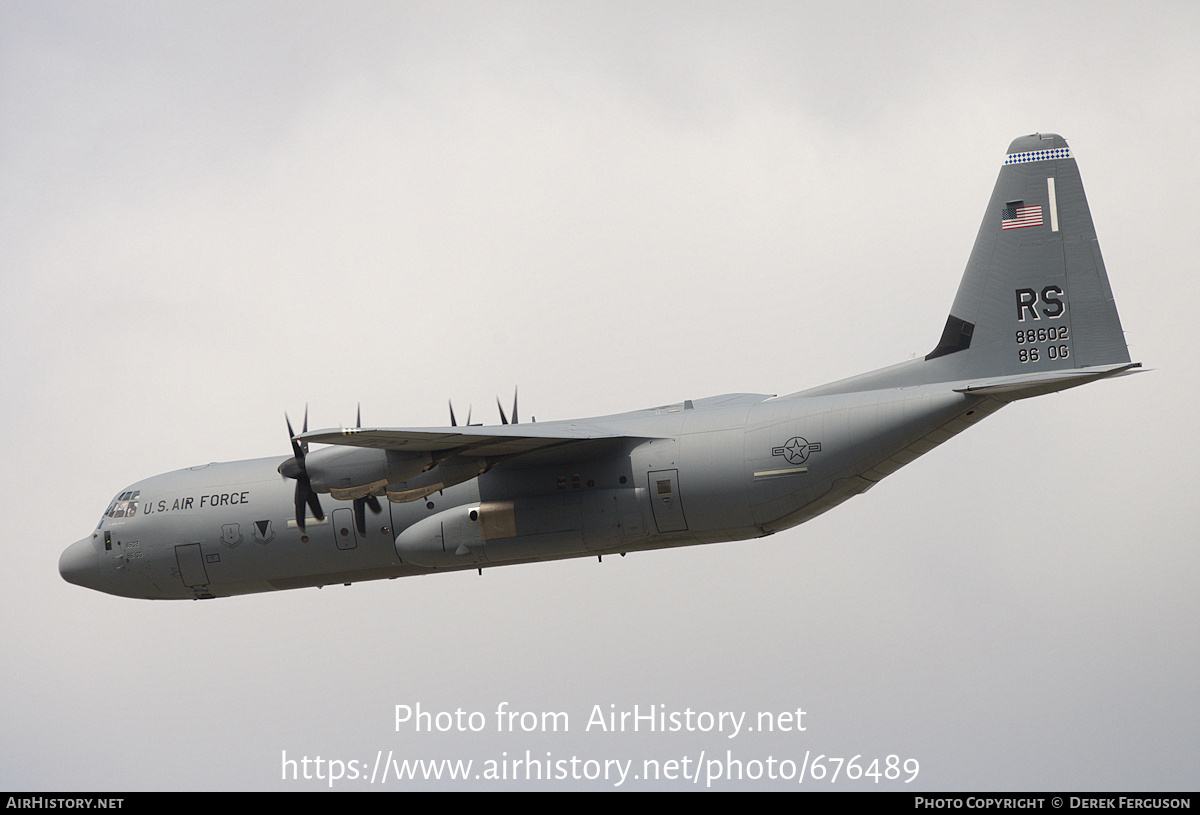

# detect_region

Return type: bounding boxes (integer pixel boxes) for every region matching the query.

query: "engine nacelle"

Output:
[303,447,433,498]
[385,457,489,503]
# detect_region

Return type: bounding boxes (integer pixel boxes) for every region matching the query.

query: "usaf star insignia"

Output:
[772,437,822,465]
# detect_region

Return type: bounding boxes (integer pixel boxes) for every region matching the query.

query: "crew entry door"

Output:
[648,469,687,533]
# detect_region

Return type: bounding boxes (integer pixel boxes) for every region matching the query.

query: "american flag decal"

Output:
[1001,203,1043,230]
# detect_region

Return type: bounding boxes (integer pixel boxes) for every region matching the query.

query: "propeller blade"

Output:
[285,413,303,460]
[294,483,308,532]
[352,494,383,535]
[449,400,457,427]
[497,397,508,425]
[353,498,367,535]
[283,409,320,531]
[305,487,324,522]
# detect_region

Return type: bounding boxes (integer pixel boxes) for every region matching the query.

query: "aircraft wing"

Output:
[299,423,660,459]
[299,391,774,459]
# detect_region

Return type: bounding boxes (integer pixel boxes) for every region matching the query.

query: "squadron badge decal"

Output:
[220,523,243,548]
[253,520,276,545]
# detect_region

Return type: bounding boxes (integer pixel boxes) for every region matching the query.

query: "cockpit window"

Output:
[104,490,140,519]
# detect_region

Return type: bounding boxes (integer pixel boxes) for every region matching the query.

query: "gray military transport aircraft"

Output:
[61,133,1139,600]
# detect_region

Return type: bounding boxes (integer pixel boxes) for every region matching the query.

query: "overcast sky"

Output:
[2,0,1197,791]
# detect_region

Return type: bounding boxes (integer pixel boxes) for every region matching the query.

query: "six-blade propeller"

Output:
[280,409,324,532]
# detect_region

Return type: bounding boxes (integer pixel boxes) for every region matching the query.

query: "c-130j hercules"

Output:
[61,134,1139,600]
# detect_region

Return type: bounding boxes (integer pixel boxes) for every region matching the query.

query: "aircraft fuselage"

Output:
[61,384,984,599]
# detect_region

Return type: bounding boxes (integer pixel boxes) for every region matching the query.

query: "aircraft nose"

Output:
[59,537,99,588]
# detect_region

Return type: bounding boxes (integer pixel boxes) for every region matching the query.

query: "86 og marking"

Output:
[1014,286,1070,363]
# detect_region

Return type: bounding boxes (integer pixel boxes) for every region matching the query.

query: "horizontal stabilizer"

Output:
[952,362,1142,399]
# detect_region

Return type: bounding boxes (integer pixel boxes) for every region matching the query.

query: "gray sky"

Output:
[2,0,1196,790]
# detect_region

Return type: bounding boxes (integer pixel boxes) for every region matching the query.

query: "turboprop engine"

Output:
[297,446,434,500]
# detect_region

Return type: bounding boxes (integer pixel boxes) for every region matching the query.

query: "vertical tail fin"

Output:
[927,133,1131,379]
[798,134,1136,397]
